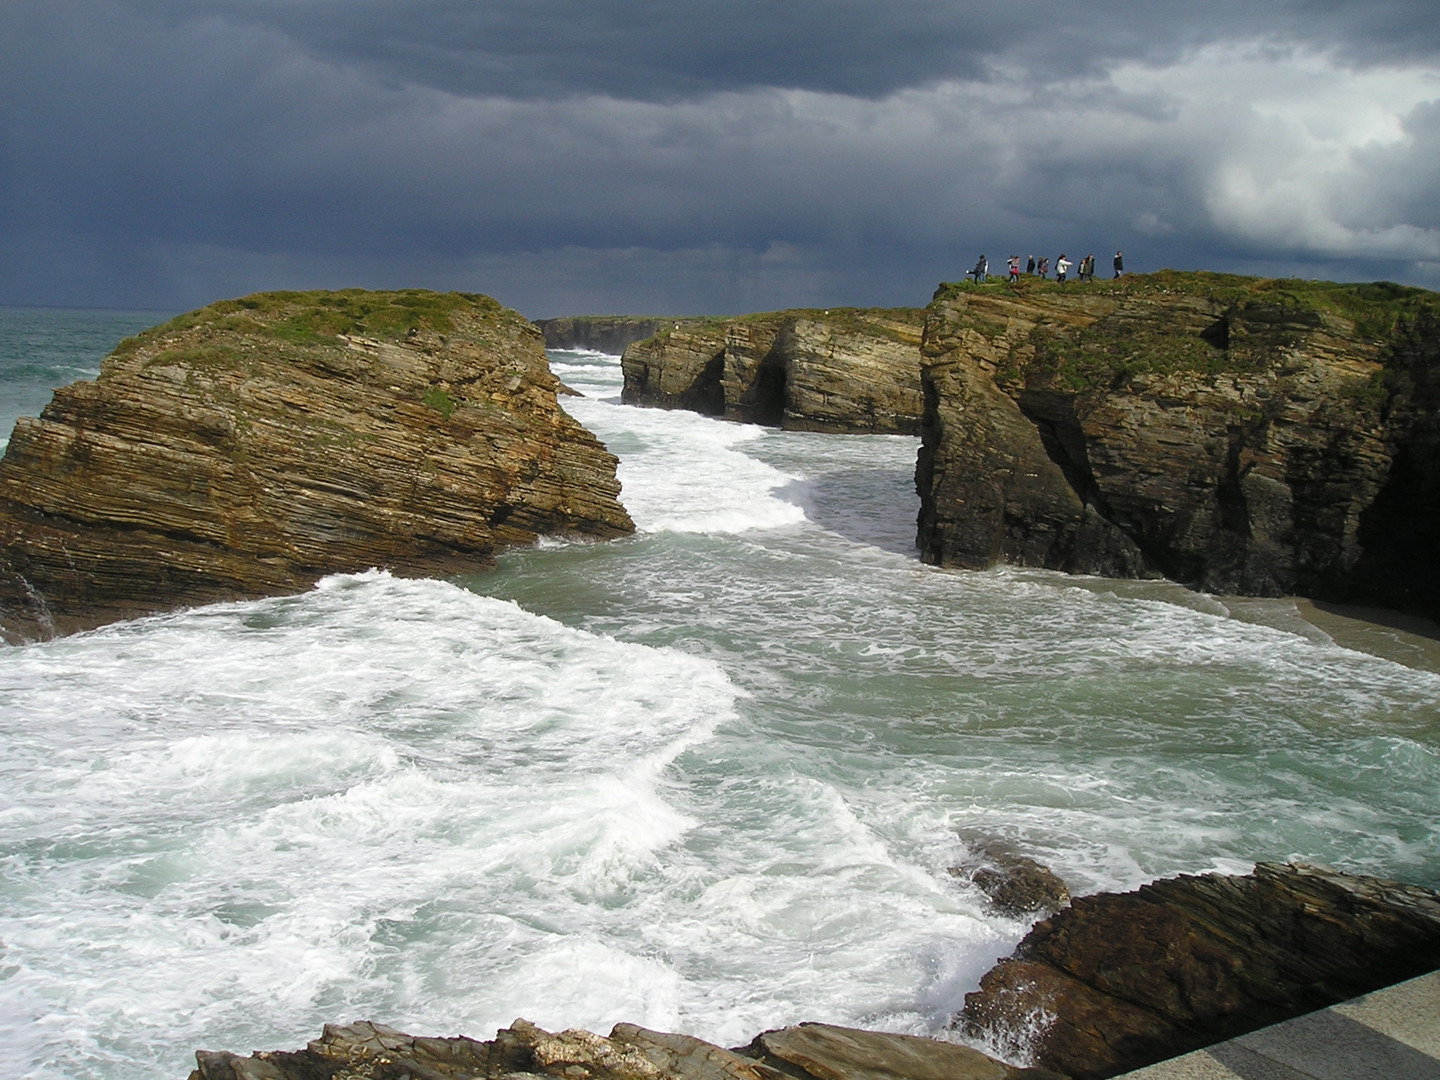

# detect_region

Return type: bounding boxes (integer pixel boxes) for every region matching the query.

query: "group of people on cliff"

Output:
[969,251,1122,284]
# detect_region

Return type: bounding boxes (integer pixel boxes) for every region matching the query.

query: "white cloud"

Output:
[1108,45,1440,259]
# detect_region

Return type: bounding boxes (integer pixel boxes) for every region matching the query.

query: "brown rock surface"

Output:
[187,1018,1053,1080]
[916,273,1440,614]
[0,290,633,642]
[949,837,1071,918]
[744,1022,1066,1080]
[957,861,1440,1079]
[621,309,924,434]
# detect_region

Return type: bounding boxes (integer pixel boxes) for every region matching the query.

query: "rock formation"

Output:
[621,309,925,434]
[0,289,634,643]
[948,836,1071,918]
[958,861,1440,1079]
[916,273,1440,617]
[534,317,686,354]
[188,1017,1063,1080]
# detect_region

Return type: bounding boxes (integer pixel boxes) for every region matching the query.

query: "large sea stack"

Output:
[915,272,1440,616]
[533,316,682,354]
[621,308,925,433]
[0,289,634,643]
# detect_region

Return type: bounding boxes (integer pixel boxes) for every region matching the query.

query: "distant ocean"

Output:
[2,306,1438,1080]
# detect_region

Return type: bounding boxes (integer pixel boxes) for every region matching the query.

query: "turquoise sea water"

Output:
[0,308,1437,1080]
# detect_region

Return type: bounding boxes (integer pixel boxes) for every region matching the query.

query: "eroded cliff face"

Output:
[0,290,634,643]
[533,316,683,354]
[621,309,925,434]
[916,273,1440,614]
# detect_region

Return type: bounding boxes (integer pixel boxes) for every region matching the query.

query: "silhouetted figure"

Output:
[971,255,989,283]
[1113,251,1124,278]
[1026,254,1036,275]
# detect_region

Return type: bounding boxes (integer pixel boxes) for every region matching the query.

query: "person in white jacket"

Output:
[1056,254,1072,283]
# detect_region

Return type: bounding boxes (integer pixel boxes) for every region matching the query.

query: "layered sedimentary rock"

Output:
[621,309,925,434]
[0,290,633,642]
[916,273,1440,615]
[534,316,685,354]
[959,861,1440,1079]
[187,1017,1061,1080]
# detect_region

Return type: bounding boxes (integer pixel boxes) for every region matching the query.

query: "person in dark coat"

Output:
[1113,251,1124,278]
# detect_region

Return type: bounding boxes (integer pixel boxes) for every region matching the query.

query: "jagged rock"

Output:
[948,838,1071,918]
[916,272,1440,616]
[957,861,1440,1080]
[533,317,685,354]
[188,1019,1046,1080]
[743,1023,1067,1080]
[0,290,634,642]
[621,309,924,434]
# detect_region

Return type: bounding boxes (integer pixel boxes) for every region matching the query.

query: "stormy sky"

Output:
[3,1,1438,318]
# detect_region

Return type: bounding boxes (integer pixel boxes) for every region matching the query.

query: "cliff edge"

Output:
[621,308,925,434]
[916,272,1440,616]
[0,289,634,643]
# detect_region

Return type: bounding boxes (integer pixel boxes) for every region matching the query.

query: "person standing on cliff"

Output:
[971,255,988,283]
[1008,255,1021,283]
[1026,254,1036,275]
[1083,253,1095,281]
[1056,254,1072,283]
[1114,251,1124,278]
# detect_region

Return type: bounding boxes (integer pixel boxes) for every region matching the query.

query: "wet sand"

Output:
[1224,595,1440,674]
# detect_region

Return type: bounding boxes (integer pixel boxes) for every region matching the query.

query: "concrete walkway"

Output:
[1114,970,1440,1079]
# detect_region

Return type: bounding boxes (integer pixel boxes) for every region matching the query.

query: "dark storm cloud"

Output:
[1,1,1438,315]
[107,0,1440,100]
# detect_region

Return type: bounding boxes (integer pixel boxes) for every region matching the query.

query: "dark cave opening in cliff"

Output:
[750,349,787,427]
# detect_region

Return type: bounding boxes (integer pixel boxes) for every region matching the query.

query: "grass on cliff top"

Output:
[935,270,1438,341]
[119,289,508,353]
[650,306,925,344]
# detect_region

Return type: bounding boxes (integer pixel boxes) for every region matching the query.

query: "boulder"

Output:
[0,290,634,642]
[916,272,1440,616]
[621,309,924,434]
[957,861,1440,1079]
[949,837,1071,918]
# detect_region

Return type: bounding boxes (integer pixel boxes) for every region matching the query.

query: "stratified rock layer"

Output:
[0,290,633,642]
[916,273,1440,615]
[958,862,1440,1080]
[187,1018,1060,1080]
[621,309,925,434]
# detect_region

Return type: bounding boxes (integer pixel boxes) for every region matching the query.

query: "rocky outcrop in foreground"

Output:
[917,273,1440,616]
[621,309,925,434]
[190,1017,1064,1080]
[187,862,1439,1080]
[958,861,1440,1079]
[0,290,633,642]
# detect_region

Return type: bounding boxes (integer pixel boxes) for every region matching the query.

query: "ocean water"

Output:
[1,309,1437,1080]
